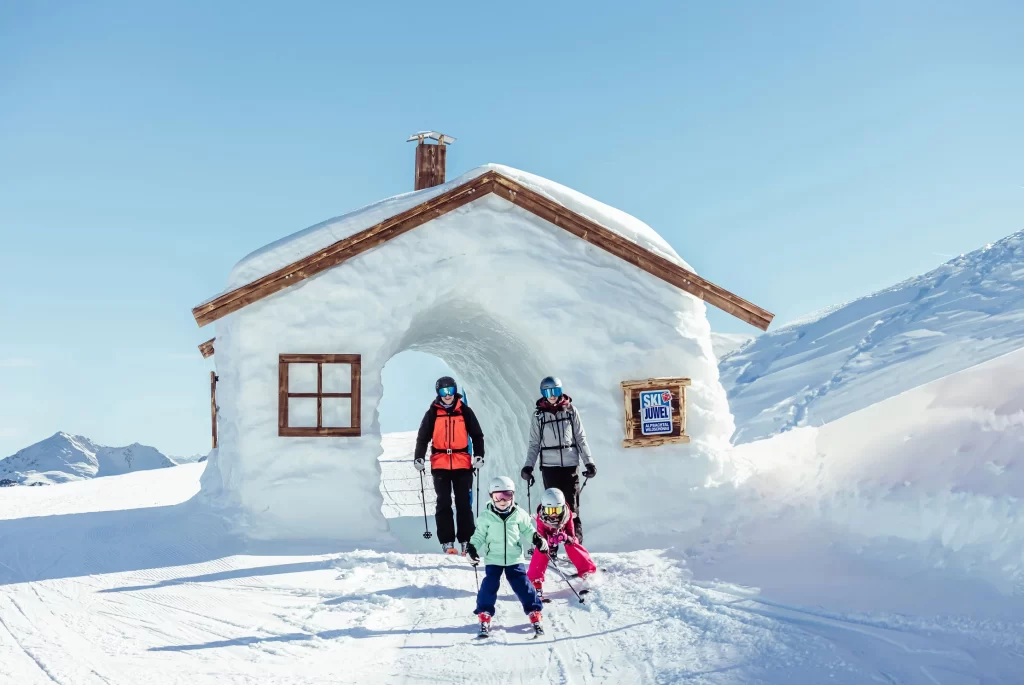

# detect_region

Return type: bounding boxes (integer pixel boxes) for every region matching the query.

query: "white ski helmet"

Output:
[540,488,569,527]
[489,475,516,494]
[488,476,516,512]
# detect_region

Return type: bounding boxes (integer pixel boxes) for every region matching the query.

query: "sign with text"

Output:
[620,377,691,448]
[639,389,673,435]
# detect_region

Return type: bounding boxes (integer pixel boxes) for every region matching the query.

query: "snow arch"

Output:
[393,300,547,482]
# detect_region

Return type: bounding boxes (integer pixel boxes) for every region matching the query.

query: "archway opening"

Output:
[376,300,549,551]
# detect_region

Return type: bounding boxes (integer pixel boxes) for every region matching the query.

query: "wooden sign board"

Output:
[620,377,691,448]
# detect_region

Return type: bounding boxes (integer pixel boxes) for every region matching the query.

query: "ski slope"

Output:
[721,229,1024,443]
[2,423,1021,683]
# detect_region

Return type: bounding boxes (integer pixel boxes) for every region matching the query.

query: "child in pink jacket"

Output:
[527,488,597,597]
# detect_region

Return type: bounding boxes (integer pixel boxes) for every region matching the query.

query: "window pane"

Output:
[322,363,352,394]
[322,397,352,428]
[288,398,318,428]
[288,363,318,393]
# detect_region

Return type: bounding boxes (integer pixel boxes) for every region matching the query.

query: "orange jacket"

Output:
[414,395,485,471]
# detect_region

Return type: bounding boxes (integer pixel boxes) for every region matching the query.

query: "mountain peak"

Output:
[1,433,176,485]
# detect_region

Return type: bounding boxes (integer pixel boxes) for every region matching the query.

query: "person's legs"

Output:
[452,469,475,543]
[564,542,597,577]
[526,547,550,584]
[504,564,543,614]
[474,565,503,615]
[432,471,455,545]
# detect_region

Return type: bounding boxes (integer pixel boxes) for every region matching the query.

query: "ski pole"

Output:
[546,551,585,603]
[577,475,590,516]
[475,468,480,518]
[419,470,433,540]
[473,563,479,592]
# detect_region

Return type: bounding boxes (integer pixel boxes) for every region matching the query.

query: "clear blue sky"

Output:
[1,1,1021,458]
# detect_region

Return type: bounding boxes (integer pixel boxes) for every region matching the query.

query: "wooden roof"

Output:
[191,170,774,330]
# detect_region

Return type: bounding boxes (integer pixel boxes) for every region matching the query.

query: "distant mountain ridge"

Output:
[0,432,176,486]
[721,229,1024,443]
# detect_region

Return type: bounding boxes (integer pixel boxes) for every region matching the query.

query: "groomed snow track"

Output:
[1,462,1021,684]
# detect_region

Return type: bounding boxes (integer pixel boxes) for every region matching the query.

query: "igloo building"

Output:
[192,135,772,548]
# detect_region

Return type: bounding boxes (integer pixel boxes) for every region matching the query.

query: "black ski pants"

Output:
[432,468,475,544]
[540,466,583,542]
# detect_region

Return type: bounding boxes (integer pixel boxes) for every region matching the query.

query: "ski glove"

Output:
[466,542,479,563]
[520,466,535,487]
[583,463,597,479]
[473,455,484,469]
[414,458,426,472]
[532,532,549,553]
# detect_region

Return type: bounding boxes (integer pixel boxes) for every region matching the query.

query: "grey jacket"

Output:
[524,396,594,470]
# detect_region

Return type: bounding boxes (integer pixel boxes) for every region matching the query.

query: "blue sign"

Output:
[639,389,674,436]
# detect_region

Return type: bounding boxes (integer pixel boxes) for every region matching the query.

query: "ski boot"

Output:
[460,542,469,556]
[532,578,548,603]
[476,612,492,638]
[529,610,544,636]
[442,542,458,555]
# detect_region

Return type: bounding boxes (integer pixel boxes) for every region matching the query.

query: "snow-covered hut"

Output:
[192,135,773,546]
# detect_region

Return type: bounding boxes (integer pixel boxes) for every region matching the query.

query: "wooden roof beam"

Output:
[191,170,774,331]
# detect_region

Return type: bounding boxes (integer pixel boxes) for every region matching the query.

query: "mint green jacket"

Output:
[469,503,537,566]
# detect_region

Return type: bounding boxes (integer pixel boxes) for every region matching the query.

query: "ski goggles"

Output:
[542,505,564,517]
[490,491,514,503]
[437,386,456,397]
[541,387,563,399]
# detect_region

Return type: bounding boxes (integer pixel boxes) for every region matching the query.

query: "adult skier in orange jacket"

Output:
[414,376,485,554]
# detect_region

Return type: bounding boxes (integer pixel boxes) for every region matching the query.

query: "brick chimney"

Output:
[407,131,456,190]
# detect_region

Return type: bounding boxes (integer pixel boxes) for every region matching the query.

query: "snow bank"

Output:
[202,166,734,547]
[722,229,1024,443]
[724,347,1024,596]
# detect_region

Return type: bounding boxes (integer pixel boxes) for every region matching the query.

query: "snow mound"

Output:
[0,432,176,485]
[722,229,1024,443]
[708,346,1024,602]
[222,163,689,294]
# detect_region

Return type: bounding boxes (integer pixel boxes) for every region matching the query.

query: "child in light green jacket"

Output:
[467,476,548,636]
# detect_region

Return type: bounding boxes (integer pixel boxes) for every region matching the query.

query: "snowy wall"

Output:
[200,168,736,547]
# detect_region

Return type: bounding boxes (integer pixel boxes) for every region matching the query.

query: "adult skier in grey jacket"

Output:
[520,376,596,543]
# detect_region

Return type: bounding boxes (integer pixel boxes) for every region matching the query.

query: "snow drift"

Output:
[0,432,176,486]
[721,229,1024,443]
[698,346,1024,604]
[202,164,735,548]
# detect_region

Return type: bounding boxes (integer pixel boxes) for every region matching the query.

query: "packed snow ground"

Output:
[721,229,1024,443]
[3,373,1023,685]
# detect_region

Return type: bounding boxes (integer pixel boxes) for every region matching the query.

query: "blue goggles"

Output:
[541,387,563,399]
[437,386,457,397]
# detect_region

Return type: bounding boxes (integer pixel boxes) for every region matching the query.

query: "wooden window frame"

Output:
[278,354,361,437]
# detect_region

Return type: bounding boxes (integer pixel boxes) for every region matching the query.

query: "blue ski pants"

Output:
[474,563,543,616]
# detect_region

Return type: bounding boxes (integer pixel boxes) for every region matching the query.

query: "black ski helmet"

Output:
[435,376,457,396]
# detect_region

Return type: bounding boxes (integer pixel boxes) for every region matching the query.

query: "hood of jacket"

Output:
[535,395,573,414]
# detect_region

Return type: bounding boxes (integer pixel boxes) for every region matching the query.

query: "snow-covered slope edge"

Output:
[722,229,1024,443]
[717,346,1024,600]
[0,432,176,486]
